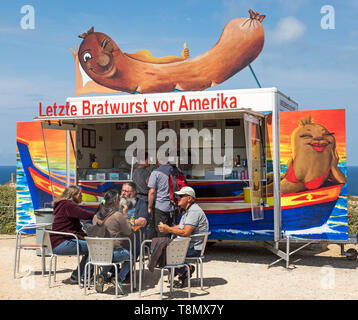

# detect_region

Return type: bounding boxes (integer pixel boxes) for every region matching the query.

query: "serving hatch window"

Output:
[178,118,248,181]
[74,114,266,184]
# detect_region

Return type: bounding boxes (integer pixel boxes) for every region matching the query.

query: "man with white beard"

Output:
[119,182,149,261]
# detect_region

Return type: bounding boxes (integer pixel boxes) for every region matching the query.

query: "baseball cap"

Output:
[175,186,196,199]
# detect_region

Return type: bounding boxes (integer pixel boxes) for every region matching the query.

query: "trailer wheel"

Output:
[346,248,358,261]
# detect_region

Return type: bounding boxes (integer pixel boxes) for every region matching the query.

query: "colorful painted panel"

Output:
[16,122,76,231]
[16,149,35,233]
[279,109,347,240]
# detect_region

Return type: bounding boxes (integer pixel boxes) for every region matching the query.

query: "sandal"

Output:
[173,279,185,288]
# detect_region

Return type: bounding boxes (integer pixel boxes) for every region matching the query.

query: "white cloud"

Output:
[270,16,306,44]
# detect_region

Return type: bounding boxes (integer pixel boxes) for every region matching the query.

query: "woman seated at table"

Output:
[91,189,133,295]
[50,185,95,285]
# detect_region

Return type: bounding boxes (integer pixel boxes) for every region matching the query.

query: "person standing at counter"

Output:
[147,161,175,237]
[132,154,156,239]
[132,152,151,203]
[50,185,95,285]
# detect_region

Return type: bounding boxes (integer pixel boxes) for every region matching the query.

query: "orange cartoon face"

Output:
[78,28,118,78]
[293,121,336,157]
[295,124,336,152]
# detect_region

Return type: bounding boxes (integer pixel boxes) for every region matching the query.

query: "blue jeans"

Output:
[101,248,130,282]
[52,239,90,279]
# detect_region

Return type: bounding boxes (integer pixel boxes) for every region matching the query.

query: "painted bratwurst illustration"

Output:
[77,9,265,94]
[279,116,346,194]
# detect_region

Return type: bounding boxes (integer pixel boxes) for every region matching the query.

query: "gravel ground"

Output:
[2,234,358,301]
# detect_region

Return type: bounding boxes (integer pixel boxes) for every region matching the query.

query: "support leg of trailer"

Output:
[265,237,316,269]
[265,234,358,268]
[340,243,345,256]
[286,235,290,269]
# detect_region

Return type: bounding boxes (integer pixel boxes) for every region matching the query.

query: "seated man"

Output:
[98,182,149,285]
[158,186,209,287]
[120,181,149,254]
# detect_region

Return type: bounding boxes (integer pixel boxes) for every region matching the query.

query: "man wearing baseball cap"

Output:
[158,186,209,287]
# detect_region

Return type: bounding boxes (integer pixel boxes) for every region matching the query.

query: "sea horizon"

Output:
[0,165,16,185]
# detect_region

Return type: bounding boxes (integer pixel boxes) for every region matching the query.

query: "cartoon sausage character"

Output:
[76,9,265,94]
[277,116,346,194]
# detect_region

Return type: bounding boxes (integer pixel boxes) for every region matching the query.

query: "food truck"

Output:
[16,87,352,266]
[14,10,354,266]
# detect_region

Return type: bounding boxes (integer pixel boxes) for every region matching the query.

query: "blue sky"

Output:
[0,0,357,165]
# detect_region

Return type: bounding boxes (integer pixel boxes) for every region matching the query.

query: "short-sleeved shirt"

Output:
[147,164,173,212]
[178,203,209,251]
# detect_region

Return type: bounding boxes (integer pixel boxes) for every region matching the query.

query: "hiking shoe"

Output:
[111,277,124,295]
[95,275,105,293]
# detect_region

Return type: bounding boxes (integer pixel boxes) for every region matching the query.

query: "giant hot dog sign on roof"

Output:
[71,9,265,95]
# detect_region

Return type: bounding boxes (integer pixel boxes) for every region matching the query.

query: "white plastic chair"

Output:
[83,237,133,298]
[42,230,82,288]
[13,223,52,279]
[138,239,152,296]
[185,231,211,290]
[139,237,191,300]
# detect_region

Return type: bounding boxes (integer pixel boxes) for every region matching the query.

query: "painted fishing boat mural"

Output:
[16,107,347,242]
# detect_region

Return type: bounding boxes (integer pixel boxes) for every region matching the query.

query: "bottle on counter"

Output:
[236,155,241,166]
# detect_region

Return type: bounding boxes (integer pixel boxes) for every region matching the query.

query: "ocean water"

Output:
[347,166,358,196]
[0,166,16,185]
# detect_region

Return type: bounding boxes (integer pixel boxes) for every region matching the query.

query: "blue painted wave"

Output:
[15,160,35,233]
